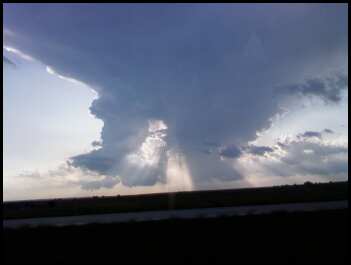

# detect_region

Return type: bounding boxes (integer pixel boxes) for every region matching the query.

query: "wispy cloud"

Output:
[3,46,34,61]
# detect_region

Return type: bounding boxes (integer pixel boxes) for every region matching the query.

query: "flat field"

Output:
[3,181,348,219]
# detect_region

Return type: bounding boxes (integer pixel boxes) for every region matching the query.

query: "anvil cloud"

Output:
[3,4,348,191]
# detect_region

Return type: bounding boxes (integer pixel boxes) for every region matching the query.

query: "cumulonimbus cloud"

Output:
[3,4,348,189]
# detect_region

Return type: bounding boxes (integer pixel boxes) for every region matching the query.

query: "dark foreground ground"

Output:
[4,209,348,264]
[4,181,348,219]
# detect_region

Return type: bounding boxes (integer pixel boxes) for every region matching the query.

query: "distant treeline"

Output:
[3,181,348,220]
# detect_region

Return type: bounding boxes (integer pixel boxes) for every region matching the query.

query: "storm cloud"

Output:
[276,138,348,178]
[323,129,334,134]
[280,74,348,103]
[219,145,242,159]
[298,131,322,139]
[3,4,348,188]
[239,132,348,182]
[245,145,274,156]
[3,56,16,67]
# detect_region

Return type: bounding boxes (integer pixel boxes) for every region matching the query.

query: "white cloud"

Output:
[3,46,34,61]
[237,132,348,186]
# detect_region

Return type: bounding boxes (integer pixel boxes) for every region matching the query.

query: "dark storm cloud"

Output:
[323,129,334,134]
[91,140,102,147]
[68,151,117,176]
[298,131,322,139]
[219,145,242,158]
[279,74,348,103]
[245,145,274,156]
[3,4,347,187]
[297,129,336,139]
[203,141,221,148]
[3,56,16,67]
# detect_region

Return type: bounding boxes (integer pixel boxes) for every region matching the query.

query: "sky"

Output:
[3,3,348,201]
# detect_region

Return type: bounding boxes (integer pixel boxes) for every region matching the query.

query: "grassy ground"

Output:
[4,209,348,264]
[4,181,348,219]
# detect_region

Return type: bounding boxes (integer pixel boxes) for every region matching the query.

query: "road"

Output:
[3,200,348,229]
